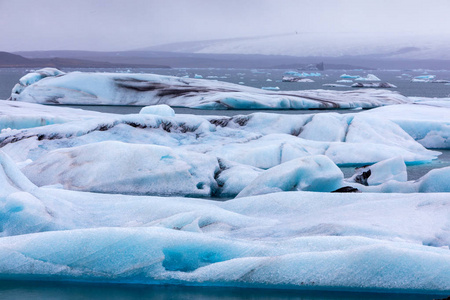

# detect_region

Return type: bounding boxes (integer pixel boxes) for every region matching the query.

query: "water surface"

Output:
[0,280,445,300]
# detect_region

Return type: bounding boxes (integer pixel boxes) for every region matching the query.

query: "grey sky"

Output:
[1,0,450,52]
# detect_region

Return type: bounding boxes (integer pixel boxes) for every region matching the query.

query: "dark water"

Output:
[2,67,450,100]
[57,104,360,116]
[0,280,445,300]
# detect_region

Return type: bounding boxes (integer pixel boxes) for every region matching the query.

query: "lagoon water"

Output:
[1,67,449,299]
[0,280,445,300]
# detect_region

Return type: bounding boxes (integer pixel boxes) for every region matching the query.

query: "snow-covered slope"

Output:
[147,32,450,60]
[10,69,410,109]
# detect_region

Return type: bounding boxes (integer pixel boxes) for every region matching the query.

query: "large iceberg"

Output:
[9,69,410,109]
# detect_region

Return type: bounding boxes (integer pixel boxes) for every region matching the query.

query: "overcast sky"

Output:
[1,0,450,52]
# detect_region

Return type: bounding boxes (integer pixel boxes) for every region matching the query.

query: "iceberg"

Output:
[139,104,175,117]
[10,69,410,110]
[340,74,360,79]
[322,83,349,87]
[22,141,220,197]
[236,155,344,197]
[362,103,450,149]
[354,74,381,82]
[261,86,280,90]
[351,82,397,88]
[347,156,407,186]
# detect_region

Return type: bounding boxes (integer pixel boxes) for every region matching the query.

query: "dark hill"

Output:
[0,51,170,68]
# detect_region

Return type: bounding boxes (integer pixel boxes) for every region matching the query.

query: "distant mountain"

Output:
[0,51,170,68]
[143,32,450,61]
[0,52,33,65]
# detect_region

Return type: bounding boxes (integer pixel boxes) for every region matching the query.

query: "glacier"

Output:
[9,69,410,109]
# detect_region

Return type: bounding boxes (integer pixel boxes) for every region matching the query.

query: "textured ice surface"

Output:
[0,153,449,292]
[363,103,450,148]
[22,141,220,196]
[237,155,344,197]
[0,108,439,195]
[0,100,108,130]
[349,156,407,186]
[354,74,381,82]
[10,69,410,109]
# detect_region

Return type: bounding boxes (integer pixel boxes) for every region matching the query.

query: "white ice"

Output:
[140,104,175,117]
[363,103,450,148]
[0,151,449,292]
[10,69,410,110]
[354,74,381,82]
[0,100,109,130]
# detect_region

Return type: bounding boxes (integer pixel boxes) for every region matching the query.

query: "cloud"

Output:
[1,0,449,51]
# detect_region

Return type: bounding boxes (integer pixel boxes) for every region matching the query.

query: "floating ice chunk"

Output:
[414,75,436,80]
[351,82,396,88]
[139,104,175,117]
[340,74,360,79]
[194,74,203,79]
[237,155,344,197]
[322,83,349,87]
[364,156,407,185]
[10,69,410,109]
[336,79,353,83]
[22,141,220,196]
[261,86,280,90]
[411,78,431,83]
[354,74,381,82]
[417,167,450,192]
[348,156,407,186]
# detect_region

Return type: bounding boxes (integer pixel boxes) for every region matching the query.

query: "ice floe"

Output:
[10,68,410,109]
